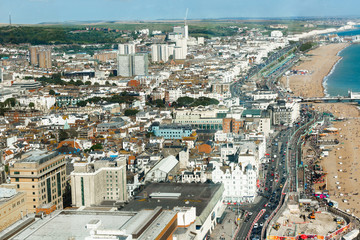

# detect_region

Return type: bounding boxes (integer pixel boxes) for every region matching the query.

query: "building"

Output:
[0,67,3,82]
[0,186,27,232]
[173,25,188,39]
[251,90,278,101]
[118,43,136,55]
[29,46,39,66]
[268,100,300,126]
[4,109,43,124]
[222,118,244,134]
[122,182,225,240]
[271,30,284,38]
[174,38,188,60]
[70,157,127,207]
[151,123,193,139]
[9,150,67,213]
[38,48,52,69]
[151,44,170,63]
[3,207,196,240]
[94,51,118,62]
[117,54,148,77]
[173,107,227,131]
[212,163,257,203]
[29,46,51,68]
[144,155,179,182]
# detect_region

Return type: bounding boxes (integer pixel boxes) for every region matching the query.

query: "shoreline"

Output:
[282,43,349,98]
[322,43,354,97]
[322,54,344,97]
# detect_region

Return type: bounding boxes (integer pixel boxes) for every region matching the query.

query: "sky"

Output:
[0,0,359,24]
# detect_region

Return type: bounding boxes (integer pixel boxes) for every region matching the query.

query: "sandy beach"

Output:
[284,43,360,216]
[281,43,349,98]
[313,103,360,216]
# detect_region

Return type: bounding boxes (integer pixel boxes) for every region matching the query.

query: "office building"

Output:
[70,157,127,207]
[118,43,136,55]
[9,150,67,213]
[117,53,148,77]
[151,44,170,63]
[0,186,27,232]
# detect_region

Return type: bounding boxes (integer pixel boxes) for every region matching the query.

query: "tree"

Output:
[124,109,139,116]
[155,99,165,108]
[112,83,117,86]
[300,42,314,52]
[105,81,110,86]
[85,81,92,85]
[58,130,69,141]
[75,80,84,86]
[4,98,16,108]
[90,143,103,151]
[177,96,195,107]
[77,101,87,107]
[49,89,56,95]
[28,102,35,109]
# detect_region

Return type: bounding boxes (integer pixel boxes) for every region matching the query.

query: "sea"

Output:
[323,26,360,96]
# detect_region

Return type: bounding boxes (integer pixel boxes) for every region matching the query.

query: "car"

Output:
[248,212,253,216]
[264,214,269,220]
[254,223,258,228]
[260,222,264,227]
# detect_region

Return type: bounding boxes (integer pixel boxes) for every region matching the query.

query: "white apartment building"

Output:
[269,100,300,126]
[251,91,278,101]
[117,54,148,77]
[118,43,136,55]
[212,163,257,203]
[174,38,187,60]
[151,44,170,63]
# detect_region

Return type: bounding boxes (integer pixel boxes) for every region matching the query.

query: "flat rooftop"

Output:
[19,150,59,164]
[11,210,134,240]
[138,211,177,240]
[122,182,223,217]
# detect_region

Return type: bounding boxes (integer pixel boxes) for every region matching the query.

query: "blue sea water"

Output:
[324,28,360,96]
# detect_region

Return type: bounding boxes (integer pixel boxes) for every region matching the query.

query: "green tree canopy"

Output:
[124,109,139,116]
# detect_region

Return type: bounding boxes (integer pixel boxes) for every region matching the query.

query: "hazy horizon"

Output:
[0,0,359,24]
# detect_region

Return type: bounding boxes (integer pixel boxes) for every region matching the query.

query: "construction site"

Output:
[267,195,347,239]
